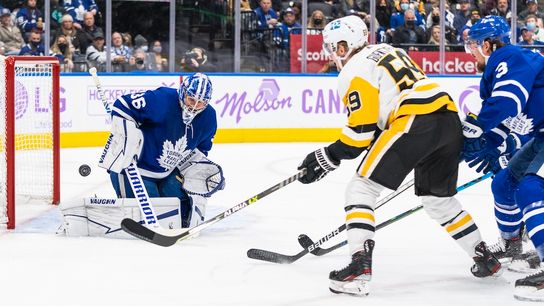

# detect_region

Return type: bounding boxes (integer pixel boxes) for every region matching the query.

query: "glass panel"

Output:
[176,1,234,73]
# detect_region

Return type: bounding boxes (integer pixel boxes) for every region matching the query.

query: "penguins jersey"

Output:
[479,44,544,136]
[336,43,457,149]
[111,87,217,179]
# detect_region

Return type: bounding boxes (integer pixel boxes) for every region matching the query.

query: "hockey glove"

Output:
[461,113,487,161]
[98,116,143,173]
[468,133,522,174]
[297,147,339,184]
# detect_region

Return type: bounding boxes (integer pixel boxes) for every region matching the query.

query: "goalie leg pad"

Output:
[189,195,207,228]
[344,175,384,255]
[422,196,482,257]
[58,197,181,238]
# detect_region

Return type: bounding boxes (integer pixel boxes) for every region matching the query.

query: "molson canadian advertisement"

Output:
[55,74,483,147]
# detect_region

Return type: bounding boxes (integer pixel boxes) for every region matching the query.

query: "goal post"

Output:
[0,56,60,229]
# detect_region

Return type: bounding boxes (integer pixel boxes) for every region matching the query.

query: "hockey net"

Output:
[0,56,60,229]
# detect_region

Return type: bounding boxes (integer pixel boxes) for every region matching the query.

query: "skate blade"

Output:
[514,286,544,302]
[508,261,542,274]
[329,279,370,297]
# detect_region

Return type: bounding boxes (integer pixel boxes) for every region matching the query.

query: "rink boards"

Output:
[53,73,483,147]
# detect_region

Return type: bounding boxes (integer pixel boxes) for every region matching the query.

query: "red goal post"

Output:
[0,56,60,229]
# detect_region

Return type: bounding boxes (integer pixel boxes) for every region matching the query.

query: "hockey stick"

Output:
[89,67,162,228]
[247,179,414,263]
[121,170,306,246]
[247,172,493,264]
[297,172,495,257]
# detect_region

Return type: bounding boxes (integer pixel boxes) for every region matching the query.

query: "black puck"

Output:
[79,164,91,177]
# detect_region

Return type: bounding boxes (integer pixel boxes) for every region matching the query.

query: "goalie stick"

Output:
[247,172,493,264]
[121,170,306,246]
[89,67,162,228]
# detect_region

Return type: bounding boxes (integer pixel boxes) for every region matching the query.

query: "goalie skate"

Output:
[329,239,374,297]
[514,269,544,302]
[509,251,542,273]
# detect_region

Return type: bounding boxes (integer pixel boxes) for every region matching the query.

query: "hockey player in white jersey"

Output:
[463,15,544,301]
[98,72,224,229]
[296,15,501,296]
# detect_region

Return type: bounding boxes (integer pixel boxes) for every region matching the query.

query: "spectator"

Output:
[72,11,102,56]
[111,31,132,71]
[453,0,472,35]
[390,0,425,30]
[181,47,214,72]
[50,34,74,72]
[464,10,481,28]
[308,9,326,34]
[250,0,282,12]
[519,0,543,20]
[19,29,44,56]
[426,7,457,44]
[0,8,24,55]
[426,25,451,50]
[376,0,393,29]
[49,0,66,36]
[134,34,148,52]
[524,14,544,42]
[392,9,427,51]
[425,4,455,30]
[16,0,43,40]
[63,0,98,29]
[86,30,106,71]
[279,7,301,49]
[122,32,133,48]
[129,48,151,72]
[289,1,302,24]
[241,0,252,11]
[490,0,512,22]
[255,0,279,29]
[149,40,168,72]
[56,14,79,52]
[519,25,544,52]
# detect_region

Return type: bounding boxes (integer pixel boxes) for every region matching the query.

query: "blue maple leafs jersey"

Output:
[478,45,544,136]
[111,87,217,179]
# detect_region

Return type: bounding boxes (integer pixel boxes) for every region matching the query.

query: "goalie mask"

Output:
[322,15,368,71]
[178,73,213,124]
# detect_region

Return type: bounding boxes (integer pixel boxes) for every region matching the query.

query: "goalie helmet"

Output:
[322,15,368,69]
[178,73,213,124]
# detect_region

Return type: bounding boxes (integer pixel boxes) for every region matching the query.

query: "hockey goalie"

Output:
[58,73,225,238]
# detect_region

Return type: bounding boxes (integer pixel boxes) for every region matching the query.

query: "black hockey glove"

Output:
[297,147,339,184]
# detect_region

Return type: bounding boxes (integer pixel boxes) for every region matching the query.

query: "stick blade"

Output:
[121,218,179,247]
[246,248,300,264]
[298,234,320,255]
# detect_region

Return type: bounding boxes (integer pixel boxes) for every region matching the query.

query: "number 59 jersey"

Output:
[336,44,458,149]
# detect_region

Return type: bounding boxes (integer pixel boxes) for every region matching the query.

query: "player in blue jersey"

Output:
[464,15,544,301]
[98,73,224,228]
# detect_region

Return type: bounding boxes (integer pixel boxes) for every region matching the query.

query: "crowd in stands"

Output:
[2,0,544,73]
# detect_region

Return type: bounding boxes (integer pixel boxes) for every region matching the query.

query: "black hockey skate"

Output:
[514,268,544,302]
[488,236,522,264]
[329,239,374,297]
[509,250,542,273]
[471,241,502,278]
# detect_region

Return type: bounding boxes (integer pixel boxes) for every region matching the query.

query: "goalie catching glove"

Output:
[98,116,143,173]
[298,147,339,184]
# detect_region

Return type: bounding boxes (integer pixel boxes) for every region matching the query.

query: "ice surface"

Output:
[0,143,532,306]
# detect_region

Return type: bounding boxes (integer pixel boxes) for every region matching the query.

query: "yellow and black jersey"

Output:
[337,44,458,150]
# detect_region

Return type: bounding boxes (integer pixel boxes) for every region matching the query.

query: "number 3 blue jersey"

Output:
[478,45,544,136]
[111,87,217,179]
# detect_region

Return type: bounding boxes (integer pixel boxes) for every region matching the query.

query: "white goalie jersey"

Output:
[336,43,458,150]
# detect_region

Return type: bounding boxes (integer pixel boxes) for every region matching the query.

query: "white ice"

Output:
[0,143,533,306]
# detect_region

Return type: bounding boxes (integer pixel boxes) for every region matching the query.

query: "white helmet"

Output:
[322,16,368,69]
